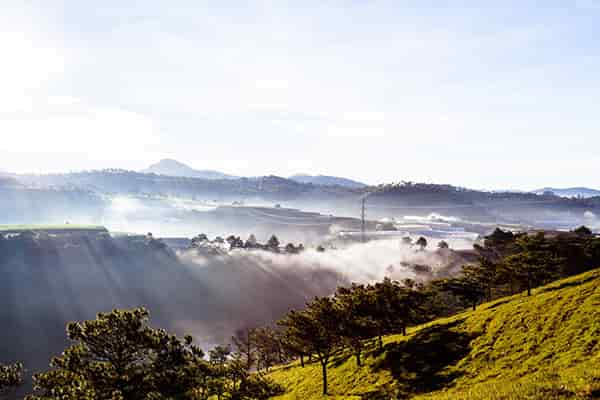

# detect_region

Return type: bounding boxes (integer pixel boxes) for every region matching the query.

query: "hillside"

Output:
[268,269,600,399]
[289,174,367,189]
[0,224,107,236]
[532,187,600,199]
[142,158,237,180]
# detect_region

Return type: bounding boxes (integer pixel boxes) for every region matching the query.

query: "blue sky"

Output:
[1,1,599,190]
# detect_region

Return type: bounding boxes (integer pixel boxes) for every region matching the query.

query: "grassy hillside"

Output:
[268,269,600,399]
[0,224,106,232]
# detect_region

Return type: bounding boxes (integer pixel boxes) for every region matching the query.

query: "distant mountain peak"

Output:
[289,174,367,188]
[142,159,237,180]
[152,158,189,168]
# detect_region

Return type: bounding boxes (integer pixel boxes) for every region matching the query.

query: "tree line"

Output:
[191,233,305,254]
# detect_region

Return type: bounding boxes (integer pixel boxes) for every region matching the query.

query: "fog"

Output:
[0,230,474,394]
[180,238,466,285]
[160,237,473,345]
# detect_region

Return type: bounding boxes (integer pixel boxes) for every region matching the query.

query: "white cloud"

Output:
[0,11,66,98]
[0,96,162,173]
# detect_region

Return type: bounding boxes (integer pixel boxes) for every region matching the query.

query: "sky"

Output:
[1,1,599,190]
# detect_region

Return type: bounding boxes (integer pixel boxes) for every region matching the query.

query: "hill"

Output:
[142,158,237,180]
[532,187,600,199]
[0,175,22,188]
[289,174,367,189]
[0,224,107,235]
[268,268,600,399]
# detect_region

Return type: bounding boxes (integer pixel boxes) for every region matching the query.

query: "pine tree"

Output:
[503,233,563,296]
[26,308,211,400]
[335,284,377,366]
[416,236,428,250]
[279,297,341,395]
[438,274,485,311]
[231,327,256,371]
[0,362,23,395]
[267,235,280,251]
[462,258,499,302]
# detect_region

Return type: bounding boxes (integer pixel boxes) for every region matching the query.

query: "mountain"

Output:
[142,159,237,180]
[289,173,367,188]
[532,187,600,198]
[269,268,600,399]
[10,171,600,229]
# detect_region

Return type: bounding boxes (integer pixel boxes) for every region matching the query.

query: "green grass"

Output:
[268,269,600,399]
[0,224,107,232]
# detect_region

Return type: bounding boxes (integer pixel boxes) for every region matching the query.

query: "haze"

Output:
[1,1,600,190]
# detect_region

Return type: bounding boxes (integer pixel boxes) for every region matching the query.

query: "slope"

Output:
[268,269,600,399]
[532,187,600,198]
[289,174,367,189]
[142,158,237,179]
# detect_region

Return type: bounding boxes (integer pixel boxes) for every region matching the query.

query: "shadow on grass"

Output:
[537,273,597,294]
[330,352,349,367]
[330,338,380,368]
[370,322,477,397]
[485,298,513,309]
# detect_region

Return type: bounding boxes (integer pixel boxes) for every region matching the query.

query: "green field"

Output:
[268,269,600,399]
[0,224,107,233]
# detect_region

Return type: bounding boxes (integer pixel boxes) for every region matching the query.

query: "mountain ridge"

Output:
[532,186,600,198]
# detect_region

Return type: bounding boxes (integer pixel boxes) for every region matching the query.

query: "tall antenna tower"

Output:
[360,191,371,243]
[361,197,366,243]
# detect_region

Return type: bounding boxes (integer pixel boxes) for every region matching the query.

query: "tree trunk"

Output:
[527,271,532,296]
[300,354,304,368]
[247,335,252,370]
[355,351,361,367]
[378,334,383,351]
[321,361,328,395]
[472,301,476,311]
[402,326,407,336]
